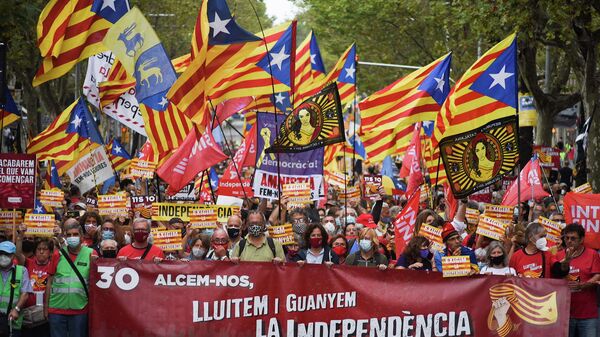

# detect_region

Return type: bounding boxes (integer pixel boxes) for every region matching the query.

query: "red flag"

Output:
[401,123,424,196]
[157,128,228,194]
[214,97,254,126]
[394,189,421,254]
[564,192,600,250]
[222,124,257,180]
[501,157,549,206]
[444,183,458,220]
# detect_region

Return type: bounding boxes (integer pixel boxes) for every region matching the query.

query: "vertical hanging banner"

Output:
[0,154,36,209]
[253,112,324,200]
[66,146,114,194]
[90,260,570,337]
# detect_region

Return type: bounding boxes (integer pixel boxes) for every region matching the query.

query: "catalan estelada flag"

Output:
[360,53,451,133]
[0,87,21,128]
[97,58,135,108]
[436,34,518,198]
[208,21,296,106]
[27,97,103,162]
[293,30,327,105]
[44,160,63,189]
[33,0,129,86]
[167,0,266,124]
[319,43,356,107]
[141,102,194,156]
[107,138,131,171]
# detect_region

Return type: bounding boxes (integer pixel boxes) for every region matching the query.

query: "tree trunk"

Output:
[534,106,555,146]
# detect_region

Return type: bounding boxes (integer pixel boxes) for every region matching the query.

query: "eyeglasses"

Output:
[293,218,306,224]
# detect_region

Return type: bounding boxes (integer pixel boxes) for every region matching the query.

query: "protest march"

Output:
[1,0,600,336]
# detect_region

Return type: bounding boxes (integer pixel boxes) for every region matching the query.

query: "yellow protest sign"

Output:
[151,203,239,222]
[442,256,471,277]
[24,213,55,236]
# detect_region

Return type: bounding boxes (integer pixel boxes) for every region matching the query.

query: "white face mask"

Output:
[323,222,336,235]
[0,255,11,268]
[192,247,206,257]
[535,237,548,251]
[124,234,132,244]
[359,239,372,252]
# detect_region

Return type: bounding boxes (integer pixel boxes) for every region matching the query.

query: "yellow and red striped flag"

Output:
[33,0,129,86]
[171,54,191,73]
[360,53,451,133]
[293,30,327,105]
[106,138,131,172]
[434,34,517,145]
[319,43,356,107]
[141,102,194,156]
[97,59,135,108]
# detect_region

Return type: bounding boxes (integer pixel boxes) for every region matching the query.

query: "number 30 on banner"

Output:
[96,266,139,291]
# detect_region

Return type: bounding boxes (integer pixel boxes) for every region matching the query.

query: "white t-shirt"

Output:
[480,265,517,276]
[306,249,325,264]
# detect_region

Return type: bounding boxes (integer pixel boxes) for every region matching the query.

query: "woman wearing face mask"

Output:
[17,237,59,337]
[480,241,516,276]
[509,222,554,278]
[345,228,388,270]
[79,211,102,247]
[395,236,433,271]
[330,235,349,265]
[295,224,339,266]
[184,236,210,261]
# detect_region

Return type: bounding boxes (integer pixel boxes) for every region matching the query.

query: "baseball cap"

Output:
[356,214,377,229]
[0,241,16,254]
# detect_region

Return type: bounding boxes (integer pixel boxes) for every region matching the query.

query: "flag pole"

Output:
[208,99,248,201]
[352,47,358,178]
[248,4,295,222]
[539,162,560,212]
[514,33,522,221]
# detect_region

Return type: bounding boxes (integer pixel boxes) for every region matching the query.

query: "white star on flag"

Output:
[71,115,82,129]
[434,77,445,92]
[209,12,231,38]
[489,65,514,90]
[345,64,355,79]
[114,146,122,154]
[423,121,433,128]
[159,96,168,108]
[274,93,286,105]
[310,53,316,64]
[35,206,43,213]
[101,0,116,11]
[269,47,289,71]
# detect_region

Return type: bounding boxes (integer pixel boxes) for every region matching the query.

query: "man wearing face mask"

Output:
[230,211,285,263]
[322,215,337,239]
[45,220,92,337]
[99,240,118,259]
[289,208,309,247]
[0,241,33,336]
[205,229,230,261]
[226,215,243,248]
[117,218,165,262]
[509,222,554,278]
[434,222,478,274]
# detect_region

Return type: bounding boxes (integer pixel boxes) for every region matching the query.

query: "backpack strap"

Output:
[238,239,247,257]
[266,238,276,258]
[6,267,16,315]
[140,244,153,261]
[59,248,88,298]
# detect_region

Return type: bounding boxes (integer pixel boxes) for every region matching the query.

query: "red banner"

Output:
[90,260,569,337]
[0,153,36,209]
[564,192,600,249]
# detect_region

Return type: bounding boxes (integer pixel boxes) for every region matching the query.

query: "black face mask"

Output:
[490,255,505,266]
[227,228,240,239]
[102,250,117,259]
[22,240,35,254]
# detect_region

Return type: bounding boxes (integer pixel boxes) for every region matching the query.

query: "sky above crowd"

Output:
[264,0,300,24]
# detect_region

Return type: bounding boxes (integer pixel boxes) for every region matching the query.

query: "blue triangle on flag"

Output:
[337,45,356,84]
[418,54,452,106]
[469,39,517,108]
[91,0,130,24]
[310,32,326,74]
[66,98,104,144]
[256,24,294,87]
[207,0,261,45]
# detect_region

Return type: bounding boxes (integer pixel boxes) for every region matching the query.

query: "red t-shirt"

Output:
[48,249,91,315]
[24,251,60,308]
[555,247,600,319]
[117,244,165,260]
[509,249,554,278]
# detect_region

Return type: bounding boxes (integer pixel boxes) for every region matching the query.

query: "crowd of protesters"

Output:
[0,145,597,337]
